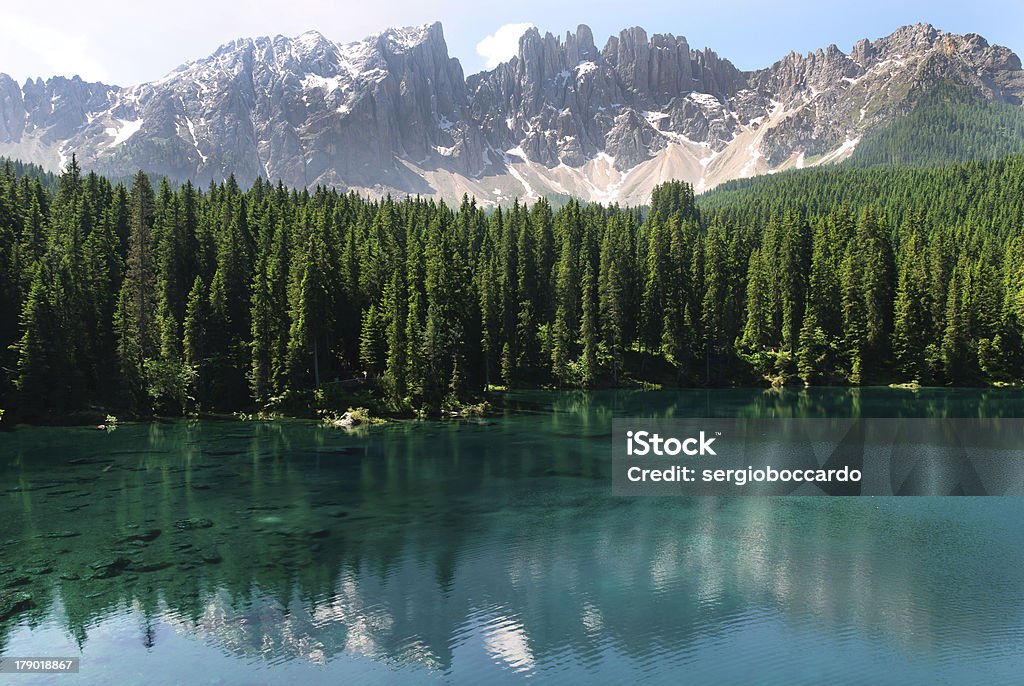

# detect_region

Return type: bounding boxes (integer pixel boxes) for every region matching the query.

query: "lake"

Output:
[2,388,1024,684]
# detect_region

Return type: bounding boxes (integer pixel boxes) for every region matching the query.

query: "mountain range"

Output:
[1,21,1022,204]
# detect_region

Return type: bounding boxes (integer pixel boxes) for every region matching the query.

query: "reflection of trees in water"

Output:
[520,386,1024,420]
[1,394,1023,672]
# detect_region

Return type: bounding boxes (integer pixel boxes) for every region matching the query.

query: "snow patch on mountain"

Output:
[105,118,143,146]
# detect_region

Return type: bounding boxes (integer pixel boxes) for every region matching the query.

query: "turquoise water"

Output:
[2,388,1024,684]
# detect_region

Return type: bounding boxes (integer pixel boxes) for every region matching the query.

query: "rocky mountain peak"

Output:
[0,22,1022,206]
[378,22,445,53]
[564,24,598,64]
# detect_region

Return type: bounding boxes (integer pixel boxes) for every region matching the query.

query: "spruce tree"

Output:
[115,171,157,409]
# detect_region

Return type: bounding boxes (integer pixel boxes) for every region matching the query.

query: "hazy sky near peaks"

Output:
[1,1,1022,86]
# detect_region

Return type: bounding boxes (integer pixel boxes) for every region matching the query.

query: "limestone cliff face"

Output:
[1,22,1022,204]
[468,25,747,171]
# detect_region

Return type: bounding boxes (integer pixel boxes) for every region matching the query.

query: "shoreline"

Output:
[3,383,1021,429]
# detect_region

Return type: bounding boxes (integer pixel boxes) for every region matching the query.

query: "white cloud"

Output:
[475,22,534,69]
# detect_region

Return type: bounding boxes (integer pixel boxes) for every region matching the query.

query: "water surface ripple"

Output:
[1,388,1023,684]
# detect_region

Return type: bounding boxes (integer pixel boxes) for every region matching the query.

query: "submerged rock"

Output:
[174,518,213,530]
[119,528,162,543]
[0,591,33,621]
[23,563,54,575]
[88,557,132,579]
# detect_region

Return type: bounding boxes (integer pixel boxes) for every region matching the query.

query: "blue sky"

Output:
[1,1,1021,85]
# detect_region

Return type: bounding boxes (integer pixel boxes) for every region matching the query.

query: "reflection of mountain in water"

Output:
[2,388,1024,678]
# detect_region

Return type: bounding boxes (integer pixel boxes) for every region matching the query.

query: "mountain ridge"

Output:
[0,21,1022,204]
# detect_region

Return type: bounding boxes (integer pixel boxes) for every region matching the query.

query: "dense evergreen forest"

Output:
[1,153,1024,422]
[846,83,1024,168]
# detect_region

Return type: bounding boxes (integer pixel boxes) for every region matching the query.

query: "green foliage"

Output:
[115,171,158,411]
[848,82,1024,168]
[0,157,58,192]
[144,358,197,414]
[3,155,1024,421]
[704,154,1024,385]
[701,154,1024,236]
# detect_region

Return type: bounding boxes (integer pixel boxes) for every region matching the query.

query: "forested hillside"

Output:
[702,154,1024,229]
[2,155,1024,422]
[847,83,1024,168]
[0,158,58,192]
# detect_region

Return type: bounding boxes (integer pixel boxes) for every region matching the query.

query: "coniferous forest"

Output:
[2,153,1024,421]
[846,83,1024,168]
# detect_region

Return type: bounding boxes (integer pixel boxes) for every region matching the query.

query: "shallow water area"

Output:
[1,387,1023,684]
